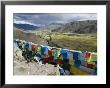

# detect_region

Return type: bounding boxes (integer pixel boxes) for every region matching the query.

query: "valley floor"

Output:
[36,31,97,52]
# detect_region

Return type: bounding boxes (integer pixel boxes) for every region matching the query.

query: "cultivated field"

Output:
[36,31,97,52]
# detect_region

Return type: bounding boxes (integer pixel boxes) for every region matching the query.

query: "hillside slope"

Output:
[14,28,44,45]
[52,20,97,34]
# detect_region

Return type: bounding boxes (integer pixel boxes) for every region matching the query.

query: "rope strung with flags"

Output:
[14,39,97,75]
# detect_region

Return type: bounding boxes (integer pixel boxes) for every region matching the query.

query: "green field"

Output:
[36,31,97,52]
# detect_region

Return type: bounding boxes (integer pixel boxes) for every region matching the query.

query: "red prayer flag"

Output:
[32,44,37,52]
[85,52,91,59]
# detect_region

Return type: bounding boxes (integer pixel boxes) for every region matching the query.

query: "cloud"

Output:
[14,13,97,25]
[14,19,45,27]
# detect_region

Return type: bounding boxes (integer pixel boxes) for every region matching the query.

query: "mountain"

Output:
[14,22,63,31]
[37,23,63,31]
[14,23,40,30]
[51,20,97,34]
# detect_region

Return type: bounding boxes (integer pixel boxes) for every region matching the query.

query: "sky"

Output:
[14,13,97,26]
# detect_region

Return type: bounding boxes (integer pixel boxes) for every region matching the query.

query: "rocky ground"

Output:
[13,46,60,75]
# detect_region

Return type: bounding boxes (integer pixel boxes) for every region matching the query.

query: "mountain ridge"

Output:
[14,20,97,34]
[51,20,97,34]
[14,23,40,30]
